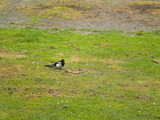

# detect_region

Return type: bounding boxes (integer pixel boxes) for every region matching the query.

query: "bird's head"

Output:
[61,59,65,62]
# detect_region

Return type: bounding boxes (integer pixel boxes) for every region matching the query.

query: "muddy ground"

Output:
[0,0,160,31]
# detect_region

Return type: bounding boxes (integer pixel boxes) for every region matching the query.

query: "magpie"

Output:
[45,59,65,69]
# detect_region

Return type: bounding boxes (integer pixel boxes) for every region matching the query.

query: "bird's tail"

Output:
[45,65,53,67]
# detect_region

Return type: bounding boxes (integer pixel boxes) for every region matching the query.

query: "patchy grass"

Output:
[109,0,160,27]
[0,0,8,10]
[111,0,160,15]
[127,1,160,15]
[0,27,160,119]
[17,0,99,20]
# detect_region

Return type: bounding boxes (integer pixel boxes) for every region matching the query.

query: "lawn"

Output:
[0,27,160,120]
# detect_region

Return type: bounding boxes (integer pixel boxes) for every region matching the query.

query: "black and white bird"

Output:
[45,59,65,69]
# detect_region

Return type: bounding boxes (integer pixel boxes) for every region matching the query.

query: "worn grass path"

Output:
[0,28,160,119]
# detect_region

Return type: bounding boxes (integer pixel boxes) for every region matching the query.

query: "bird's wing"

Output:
[53,61,59,66]
[56,62,62,68]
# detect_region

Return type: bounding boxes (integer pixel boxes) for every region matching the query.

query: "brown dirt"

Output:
[153,59,160,63]
[0,65,24,77]
[65,68,87,75]
[0,0,160,31]
[117,83,149,92]
[0,49,26,58]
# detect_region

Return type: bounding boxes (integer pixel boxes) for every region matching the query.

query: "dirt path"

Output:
[0,0,160,31]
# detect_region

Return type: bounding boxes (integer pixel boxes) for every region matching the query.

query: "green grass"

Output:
[0,28,160,120]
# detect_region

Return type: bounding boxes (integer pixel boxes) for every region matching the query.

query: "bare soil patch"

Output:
[65,68,87,75]
[153,59,160,63]
[0,49,26,58]
[0,65,24,77]
[117,83,149,92]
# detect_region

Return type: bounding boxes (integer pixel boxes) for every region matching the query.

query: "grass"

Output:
[0,27,160,120]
